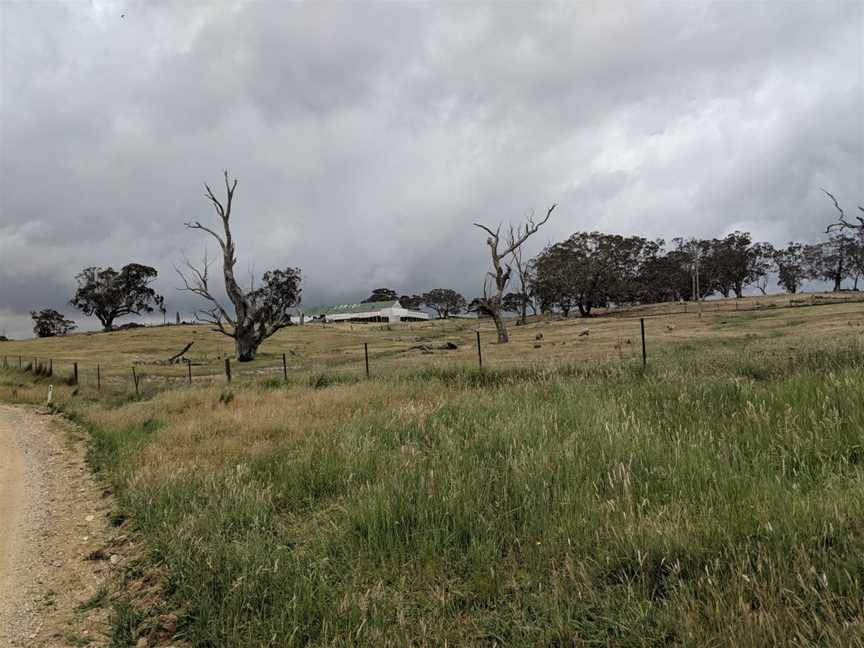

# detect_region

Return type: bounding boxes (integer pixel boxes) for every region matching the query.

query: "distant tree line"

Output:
[25,179,862,351]
[522,231,864,319]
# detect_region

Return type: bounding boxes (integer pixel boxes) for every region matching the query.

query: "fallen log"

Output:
[167,342,194,364]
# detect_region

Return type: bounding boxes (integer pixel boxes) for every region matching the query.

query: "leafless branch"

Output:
[500,204,556,258]
[473,222,501,240]
[184,220,226,249]
[823,188,864,233]
[175,250,235,336]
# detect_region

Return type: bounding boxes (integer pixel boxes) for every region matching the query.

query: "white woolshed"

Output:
[289,301,428,324]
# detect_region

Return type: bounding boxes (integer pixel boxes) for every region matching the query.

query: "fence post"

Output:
[131,366,139,397]
[225,358,232,384]
[364,343,370,378]
[187,359,192,385]
[73,362,78,386]
[18,356,22,369]
[48,358,53,377]
[640,318,647,369]
[476,331,483,369]
[97,364,101,391]
[282,353,288,382]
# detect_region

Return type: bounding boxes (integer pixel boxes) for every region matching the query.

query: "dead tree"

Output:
[474,204,555,343]
[508,228,537,325]
[823,189,864,233]
[178,171,302,361]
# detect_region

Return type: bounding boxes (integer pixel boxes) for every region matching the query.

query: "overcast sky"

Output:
[1,1,862,338]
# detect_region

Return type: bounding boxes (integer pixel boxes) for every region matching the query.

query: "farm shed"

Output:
[289,301,428,324]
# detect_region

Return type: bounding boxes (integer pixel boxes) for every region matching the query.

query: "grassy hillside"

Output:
[2,295,864,646]
[1,292,861,388]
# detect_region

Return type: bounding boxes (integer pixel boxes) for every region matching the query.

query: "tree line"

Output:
[26,173,863,360]
[366,228,863,339]
[528,231,864,318]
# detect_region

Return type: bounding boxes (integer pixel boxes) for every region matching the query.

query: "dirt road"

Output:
[0,405,117,647]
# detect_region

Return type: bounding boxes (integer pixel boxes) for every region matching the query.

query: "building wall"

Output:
[291,304,429,324]
[326,307,428,323]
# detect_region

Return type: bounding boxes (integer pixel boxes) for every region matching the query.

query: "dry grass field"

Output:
[2,292,864,647]
[1,292,861,390]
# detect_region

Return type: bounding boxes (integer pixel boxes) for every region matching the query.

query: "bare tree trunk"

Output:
[491,310,508,343]
[474,205,555,344]
[235,328,258,361]
[183,173,261,362]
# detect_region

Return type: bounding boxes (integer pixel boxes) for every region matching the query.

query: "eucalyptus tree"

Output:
[774,243,806,294]
[31,309,76,337]
[179,171,302,361]
[533,232,657,317]
[364,288,398,303]
[422,288,467,319]
[804,235,855,292]
[71,264,162,331]
[474,205,555,342]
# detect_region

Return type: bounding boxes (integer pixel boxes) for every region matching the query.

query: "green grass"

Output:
[2,312,864,646]
[76,587,109,613]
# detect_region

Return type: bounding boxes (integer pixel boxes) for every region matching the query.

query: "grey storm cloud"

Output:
[1,1,862,338]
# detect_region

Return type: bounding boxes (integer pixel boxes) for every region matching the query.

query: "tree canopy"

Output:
[533,232,659,317]
[31,308,76,337]
[398,294,424,310]
[363,288,398,303]
[422,288,466,319]
[773,243,806,294]
[71,264,162,331]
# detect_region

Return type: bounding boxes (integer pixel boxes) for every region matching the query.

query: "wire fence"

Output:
[604,291,864,320]
[2,292,863,399]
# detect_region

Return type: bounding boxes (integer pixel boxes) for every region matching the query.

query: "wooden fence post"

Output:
[131,366,139,397]
[640,318,647,369]
[187,359,192,385]
[73,362,78,386]
[225,358,232,384]
[476,331,483,369]
[282,353,288,382]
[364,343,370,378]
[48,358,53,377]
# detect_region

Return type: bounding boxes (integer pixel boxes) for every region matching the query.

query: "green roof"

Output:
[299,301,402,317]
